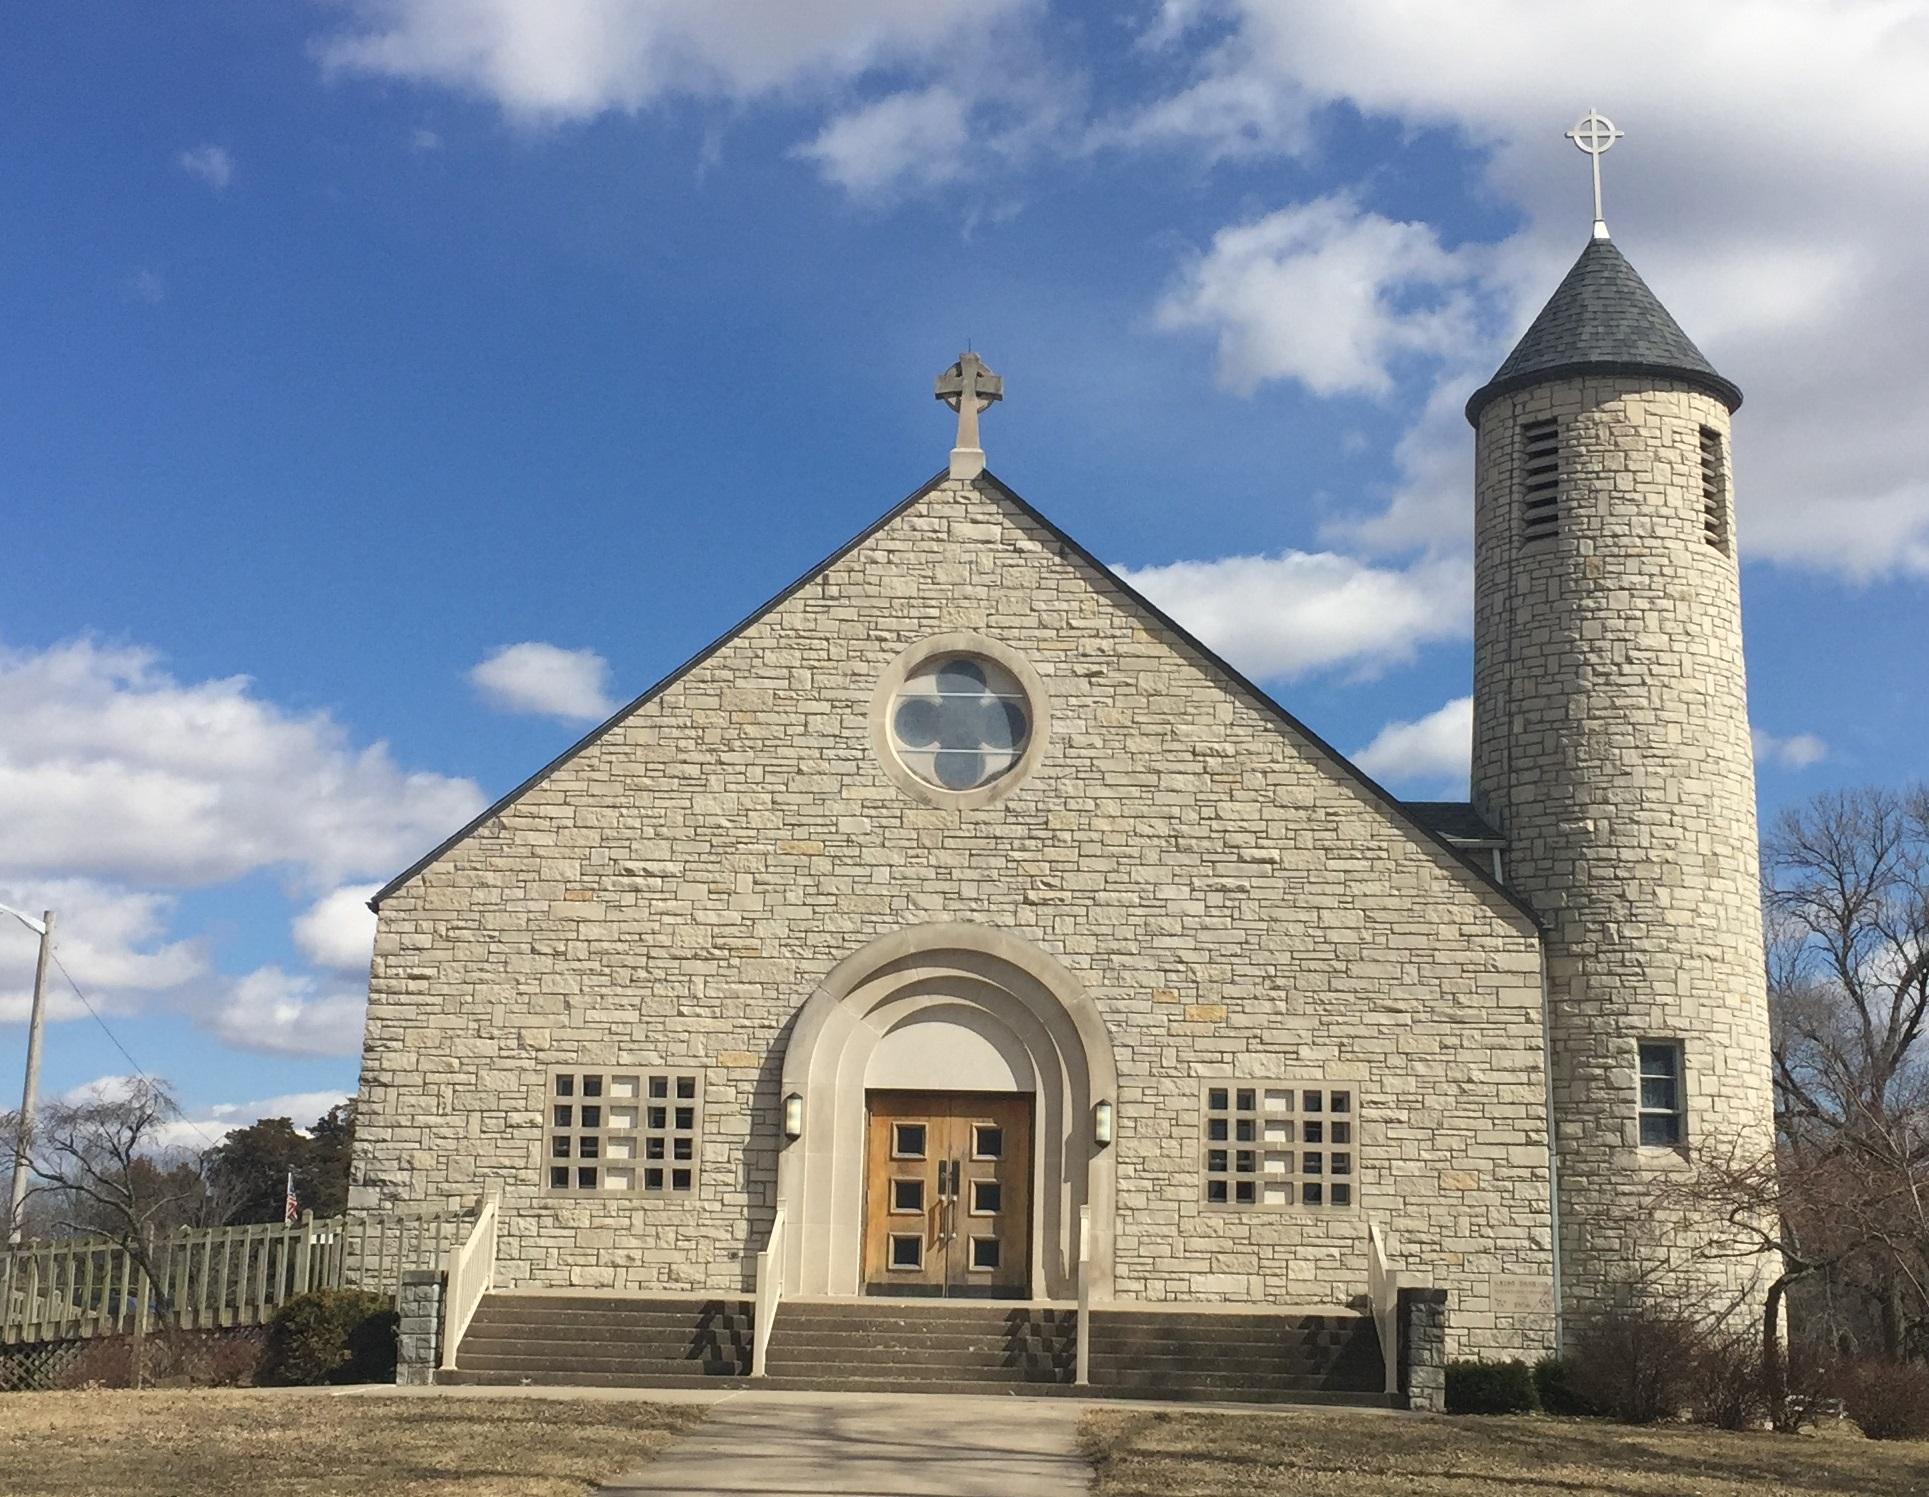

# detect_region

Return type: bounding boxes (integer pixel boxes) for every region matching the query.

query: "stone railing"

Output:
[1074,1204,1093,1386]
[1366,1218,1401,1396]
[437,1186,500,1372]
[750,1206,786,1378]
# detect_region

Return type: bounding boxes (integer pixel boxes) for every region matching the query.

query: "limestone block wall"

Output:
[355,477,1556,1358]
[1470,378,1777,1324]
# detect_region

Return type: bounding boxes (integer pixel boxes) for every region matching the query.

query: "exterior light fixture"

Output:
[1092,1099,1114,1147]
[783,1092,804,1140]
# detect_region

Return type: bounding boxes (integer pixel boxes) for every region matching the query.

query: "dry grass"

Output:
[0,1389,704,1497]
[1081,1407,1929,1497]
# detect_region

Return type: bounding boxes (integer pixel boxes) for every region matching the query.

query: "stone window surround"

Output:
[1636,1040,1688,1152]
[543,1066,705,1198]
[1199,1079,1360,1212]
[870,631,1051,810]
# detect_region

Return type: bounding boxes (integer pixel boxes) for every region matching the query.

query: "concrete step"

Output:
[480,1295,753,1314]
[467,1307,752,1329]
[441,1369,754,1389]
[766,1359,1070,1384]
[459,1352,748,1375]
[766,1343,1070,1366]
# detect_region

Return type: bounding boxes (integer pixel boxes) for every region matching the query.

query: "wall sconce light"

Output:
[1093,1099,1114,1147]
[783,1092,804,1140]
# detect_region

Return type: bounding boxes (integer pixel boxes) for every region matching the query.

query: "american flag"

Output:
[284,1171,299,1225]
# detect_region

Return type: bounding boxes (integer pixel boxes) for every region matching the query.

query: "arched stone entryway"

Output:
[776,923,1117,1301]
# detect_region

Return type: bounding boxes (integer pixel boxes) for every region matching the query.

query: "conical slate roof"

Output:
[1465,237,1741,424]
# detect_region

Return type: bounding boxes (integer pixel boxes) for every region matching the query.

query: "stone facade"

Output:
[354,478,1556,1359]
[1470,377,1777,1323]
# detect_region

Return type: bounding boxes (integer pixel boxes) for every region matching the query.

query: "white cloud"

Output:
[0,878,205,1025]
[314,0,1023,119]
[176,144,234,190]
[469,641,619,724]
[292,884,381,974]
[1157,194,1486,399]
[128,269,167,305]
[1353,696,1472,789]
[1129,2,1929,577]
[0,639,484,889]
[410,126,442,151]
[796,86,971,196]
[201,967,366,1058]
[1752,728,1829,771]
[1114,551,1468,682]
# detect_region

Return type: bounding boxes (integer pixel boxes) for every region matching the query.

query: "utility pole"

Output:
[2,904,54,1246]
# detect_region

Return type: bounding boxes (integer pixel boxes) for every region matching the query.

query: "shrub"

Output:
[1533,1355,1600,1417]
[1689,1334,1766,1432]
[262,1289,398,1386]
[1568,1300,1703,1424]
[1839,1359,1929,1442]
[1446,1357,1538,1415]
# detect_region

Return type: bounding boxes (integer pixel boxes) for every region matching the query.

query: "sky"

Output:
[2,1,1925,1147]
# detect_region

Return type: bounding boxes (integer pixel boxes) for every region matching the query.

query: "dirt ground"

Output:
[0,1389,704,1497]
[1081,1407,1929,1497]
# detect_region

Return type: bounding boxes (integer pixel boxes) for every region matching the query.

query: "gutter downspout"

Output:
[1538,927,1564,1356]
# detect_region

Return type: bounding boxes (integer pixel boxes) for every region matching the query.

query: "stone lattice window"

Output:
[889,655,1031,792]
[1699,426,1730,553]
[1201,1083,1356,1210]
[1520,418,1561,543]
[1637,1042,1686,1147]
[545,1069,702,1196]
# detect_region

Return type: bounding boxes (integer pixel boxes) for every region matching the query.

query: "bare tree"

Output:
[16,1079,207,1318]
[1766,784,1929,1358]
[1656,1129,1929,1424]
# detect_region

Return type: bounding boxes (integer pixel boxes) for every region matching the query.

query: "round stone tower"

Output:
[1466,231,1777,1326]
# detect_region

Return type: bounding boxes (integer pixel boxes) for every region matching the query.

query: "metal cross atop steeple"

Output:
[935,351,1003,480]
[1566,110,1623,240]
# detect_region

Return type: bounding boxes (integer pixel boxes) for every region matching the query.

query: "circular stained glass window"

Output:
[889,654,1032,792]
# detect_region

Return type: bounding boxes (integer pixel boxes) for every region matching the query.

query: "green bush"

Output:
[1840,1359,1929,1442]
[262,1289,398,1386]
[1446,1357,1538,1415]
[1532,1355,1600,1417]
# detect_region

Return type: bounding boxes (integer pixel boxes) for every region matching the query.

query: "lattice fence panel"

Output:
[0,1325,270,1392]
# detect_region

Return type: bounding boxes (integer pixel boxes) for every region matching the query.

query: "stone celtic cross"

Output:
[1565,109,1623,240]
[935,351,1003,480]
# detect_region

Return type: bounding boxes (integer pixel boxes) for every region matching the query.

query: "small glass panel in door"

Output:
[862,1090,1032,1297]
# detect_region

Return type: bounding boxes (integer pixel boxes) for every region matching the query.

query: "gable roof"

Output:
[1403,801,1503,847]
[371,473,1538,927]
[1465,237,1742,423]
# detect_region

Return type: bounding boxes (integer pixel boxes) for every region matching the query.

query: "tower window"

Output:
[1637,1042,1686,1147]
[1699,426,1730,553]
[1519,419,1561,544]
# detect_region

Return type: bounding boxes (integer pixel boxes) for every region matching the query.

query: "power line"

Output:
[49,952,222,1153]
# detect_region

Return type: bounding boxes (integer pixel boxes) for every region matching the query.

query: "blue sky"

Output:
[3,2,1925,1142]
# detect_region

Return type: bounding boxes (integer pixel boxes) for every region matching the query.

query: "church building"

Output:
[350,166,1776,1387]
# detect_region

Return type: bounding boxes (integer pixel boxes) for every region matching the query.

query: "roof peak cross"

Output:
[935,351,1003,480]
[1566,109,1623,241]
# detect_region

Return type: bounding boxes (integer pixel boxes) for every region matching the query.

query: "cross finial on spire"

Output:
[935,351,1003,480]
[1566,110,1623,240]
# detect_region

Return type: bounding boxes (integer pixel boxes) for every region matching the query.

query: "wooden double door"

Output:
[862,1091,1032,1297]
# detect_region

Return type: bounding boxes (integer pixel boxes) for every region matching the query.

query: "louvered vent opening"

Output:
[1700,426,1729,553]
[1520,419,1561,544]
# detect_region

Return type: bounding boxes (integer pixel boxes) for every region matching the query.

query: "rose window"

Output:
[889,655,1032,792]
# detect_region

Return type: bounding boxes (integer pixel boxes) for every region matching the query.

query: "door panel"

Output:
[863,1091,1032,1297]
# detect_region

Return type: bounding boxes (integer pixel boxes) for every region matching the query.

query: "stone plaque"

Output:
[1490,1275,1556,1315]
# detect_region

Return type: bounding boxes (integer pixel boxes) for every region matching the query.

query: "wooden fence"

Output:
[0,1208,473,1347]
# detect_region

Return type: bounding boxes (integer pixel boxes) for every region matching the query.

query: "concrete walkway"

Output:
[592,1389,1093,1497]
